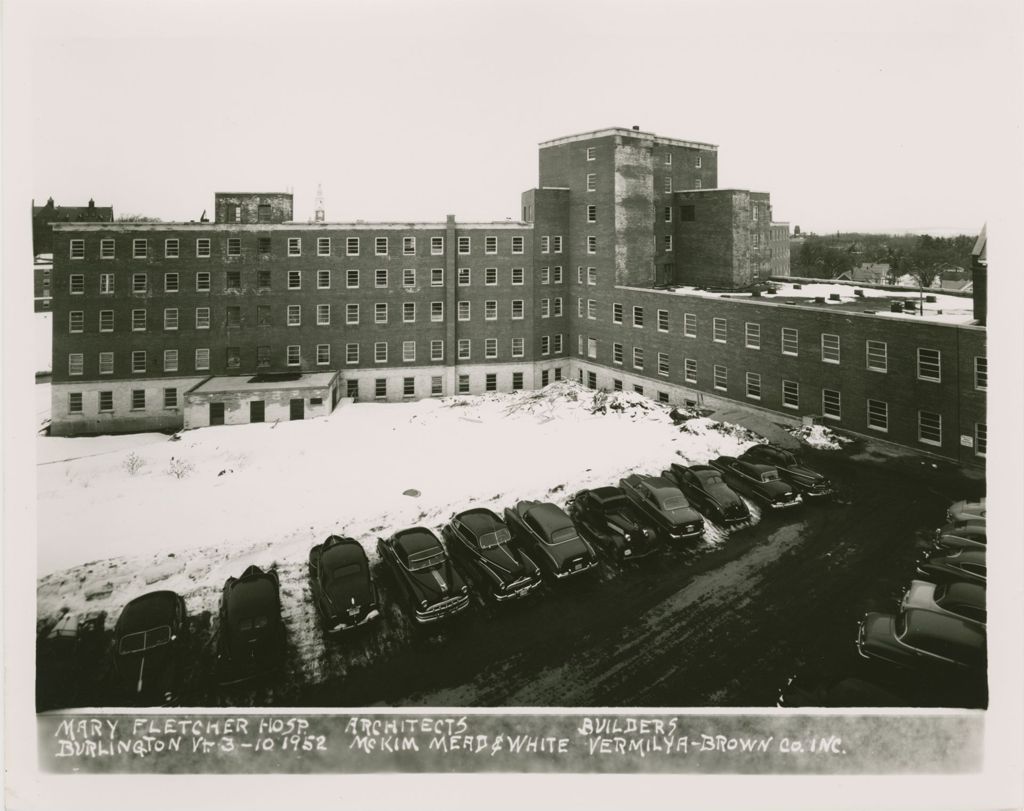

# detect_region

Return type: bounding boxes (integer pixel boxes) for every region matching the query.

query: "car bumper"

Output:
[413,596,471,623]
[326,608,381,633]
[768,495,803,510]
[553,559,599,579]
[667,526,704,541]
[802,488,834,499]
[494,578,543,602]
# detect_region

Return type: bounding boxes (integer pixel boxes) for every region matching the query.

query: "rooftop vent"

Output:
[632,125,640,131]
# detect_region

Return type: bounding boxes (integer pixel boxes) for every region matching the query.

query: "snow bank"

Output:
[36,312,52,375]
[787,424,853,451]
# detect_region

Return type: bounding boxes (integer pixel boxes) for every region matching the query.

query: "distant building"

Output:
[769,222,790,277]
[34,254,54,311]
[838,262,892,285]
[971,225,987,326]
[33,198,114,312]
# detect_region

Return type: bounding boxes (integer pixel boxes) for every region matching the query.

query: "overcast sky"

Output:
[24,0,1022,234]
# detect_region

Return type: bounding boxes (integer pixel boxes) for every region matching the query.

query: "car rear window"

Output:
[332,563,363,581]
[407,550,445,571]
[238,616,269,632]
[549,527,579,544]
[760,470,780,482]
[479,528,512,549]
[118,625,171,655]
[662,496,687,510]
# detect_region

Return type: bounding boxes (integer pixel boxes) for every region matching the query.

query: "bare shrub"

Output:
[123,452,146,476]
[166,457,194,479]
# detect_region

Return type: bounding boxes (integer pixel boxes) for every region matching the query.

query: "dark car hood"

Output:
[226,622,283,664]
[407,560,464,603]
[114,644,178,703]
[477,543,531,579]
[324,576,374,611]
[605,507,648,537]
[786,464,827,484]
[861,613,903,657]
[706,483,746,511]
[760,479,796,498]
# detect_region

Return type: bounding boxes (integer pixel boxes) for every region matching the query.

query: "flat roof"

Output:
[190,372,337,395]
[53,221,531,232]
[539,127,717,151]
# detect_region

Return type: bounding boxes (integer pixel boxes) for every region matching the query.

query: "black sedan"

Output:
[933,521,986,552]
[442,508,542,602]
[856,608,985,671]
[738,444,834,498]
[916,549,987,587]
[662,463,751,526]
[504,501,599,580]
[619,474,704,542]
[308,536,381,632]
[708,456,802,510]
[567,487,661,561]
[377,528,470,623]
[216,565,287,686]
[113,591,189,705]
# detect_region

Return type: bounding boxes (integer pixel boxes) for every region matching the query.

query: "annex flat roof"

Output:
[190,372,338,395]
[539,127,717,152]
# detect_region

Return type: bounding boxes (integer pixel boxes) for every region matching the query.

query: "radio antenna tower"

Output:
[314,183,325,223]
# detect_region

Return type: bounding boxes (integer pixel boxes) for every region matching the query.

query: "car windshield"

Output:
[662,496,687,510]
[702,474,723,487]
[118,625,172,655]
[407,550,446,571]
[760,471,780,482]
[238,615,269,632]
[478,528,512,550]
[331,563,364,582]
[547,527,579,545]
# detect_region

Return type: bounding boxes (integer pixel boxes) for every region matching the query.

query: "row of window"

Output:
[584,145,702,169]
[67,387,180,414]
[68,234,527,260]
[583,173,701,194]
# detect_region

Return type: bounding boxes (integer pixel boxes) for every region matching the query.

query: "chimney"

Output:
[632,125,640,131]
[88,198,95,210]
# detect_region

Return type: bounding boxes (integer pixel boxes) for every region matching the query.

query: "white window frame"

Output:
[822,389,842,421]
[132,239,148,259]
[657,352,669,377]
[195,307,210,329]
[457,339,471,360]
[374,342,388,363]
[821,333,841,364]
[745,322,761,349]
[346,343,359,365]
[403,302,416,323]
[317,269,331,289]
[375,268,388,288]
[287,237,301,257]
[288,269,302,290]
[633,347,644,370]
[163,308,179,331]
[684,358,697,384]
[346,303,360,325]
[194,348,210,371]
[484,235,497,255]
[70,239,85,259]
[430,301,444,322]
[374,302,388,324]
[316,344,330,366]
[431,236,444,255]
[657,309,669,333]
[512,300,525,320]
[918,410,942,446]
[164,349,179,373]
[403,236,416,256]
[346,237,360,256]
[713,365,727,392]
[317,237,331,257]
[458,301,471,321]
[317,304,331,326]
[866,340,887,372]
[917,348,941,382]
[974,357,987,390]
[403,268,416,288]
[632,306,644,328]
[286,345,301,367]
[346,269,360,289]
[781,327,799,356]
[512,267,524,285]
[458,236,471,255]
[712,317,727,343]
[485,338,498,359]
[867,399,888,432]
[430,340,444,362]
[745,372,762,401]
[375,237,389,256]
[287,304,302,326]
[402,341,416,362]
[485,300,498,321]
[513,337,526,358]
[458,267,471,286]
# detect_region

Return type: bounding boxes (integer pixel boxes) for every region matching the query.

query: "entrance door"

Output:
[210,402,225,426]
[289,398,304,420]
[250,400,265,423]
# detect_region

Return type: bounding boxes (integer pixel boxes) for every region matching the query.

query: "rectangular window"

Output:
[430,301,444,322]
[346,269,359,288]
[612,343,624,365]
[586,173,596,191]
[633,384,644,396]
[657,309,668,332]
[163,308,179,331]
[196,238,211,258]
[677,313,693,339]
[258,237,271,255]
[541,335,550,356]
[821,333,841,364]
[163,349,179,373]
[131,350,146,374]
[695,179,702,190]
[974,357,987,390]
[190,271,210,292]
[512,300,525,319]
[374,302,388,324]
[164,273,179,293]
[317,304,331,325]
[401,377,415,397]
[98,310,114,332]
[343,303,358,325]
[484,236,497,254]
[316,344,330,366]
[196,307,211,329]
[917,348,941,382]
[513,337,525,358]
[586,299,596,319]
[633,306,644,328]
[713,317,727,343]
[430,340,444,361]
[131,273,146,294]
[633,347,644,370]
[866,340,887,372]
[164,388,177,409]
[684,358,697,384]
[317,237,331,257]
[587,205,597,223]
[586,146,596,161]
[512,236,524,254]
[288,238,301,256]
[68,311,84,333]
[403,302,416,323]
[284,304,300,327]
[918,410,942,446]
[69,353,85,376]
[458,301,470,321]
[345,343,359,365]
[578,298,584,318]
[375,378,387,399]
[696,155,702,168]
[374,342,387,363]
[541,236,550,254]
[587,235,597,254]
[194,348,210,371]
[867,399,888,432]
[402,341,416,362]
[744,322,761,350]
[781,327,799,356]
[374,269,388,288]
[257,270,271,290]
[485,373,497,392]
[69,239,85,259]
[663,176,672,193]
[578,335,585,356]
[131,309,146,331]
[132,239,148,259]
[657,352,669,377]
[713,365,727,392]
[664,235,673,252]
[552,236,563,253]
[553,266,563,284]
[553,297,563,316]
[746,372,762,400]
[822,389,842,420]
[485,338,498,359]
[225,270,241,290]
[403,236,416,256]
[612,303,623,324]
[431,267,444,286]
[458,236,471,254]
[457,339,470,360]
[485,267,497,285]
[513,372,524,391]
[99,391,114,412]
[226,238,241,257]
[779,379,798,410]
[485,300,497,320]
[553,334,563,353]
[403,268,416,287]
[67,392,84,414]
[99,273,114,294]
[975,423,987,457]
[458,267,471,286]
[664,206,673,223]
[286,345,301,366]
[431,236,444,255]
[458,374,470,394]
[511,267,525,285]
[585,267,595,286]
[346,237,360,256]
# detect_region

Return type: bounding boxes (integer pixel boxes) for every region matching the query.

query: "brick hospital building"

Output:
[47,126,986,468]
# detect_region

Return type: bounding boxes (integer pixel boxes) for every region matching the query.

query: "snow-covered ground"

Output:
[36,312,52,375]
[36,385,781,663]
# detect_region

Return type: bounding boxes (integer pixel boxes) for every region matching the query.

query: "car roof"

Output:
[455,508,505,536]
[321,537,367,567]
[939,581,986,608]
[394,528,442,555]
[117,591,180,632]
[688,465,720,478]
[904,608,985,649]
[590,485,626,502]
[525,502,572,532]
[226,576,278,618]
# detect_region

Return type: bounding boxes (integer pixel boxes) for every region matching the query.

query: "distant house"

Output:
[32,197,114,256]
[835,262,891,284]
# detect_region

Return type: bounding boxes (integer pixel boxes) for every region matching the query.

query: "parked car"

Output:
[856,608,986,671]
[113,592,188,705]
[216,565,287,686]
[900,580,986,625]
[707,456,802,510]
[661,463,750,526]
[442,508,542,602]
[567,487,661,561]
[916,549,987,587]
[377,528,470,623]
[308,536,381,632]
[738,444,834,498]
[503,500,599,580]
[619,474,704,542]
[946,497,986,523]
[47,609,107,660]
[933,521,986,552]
